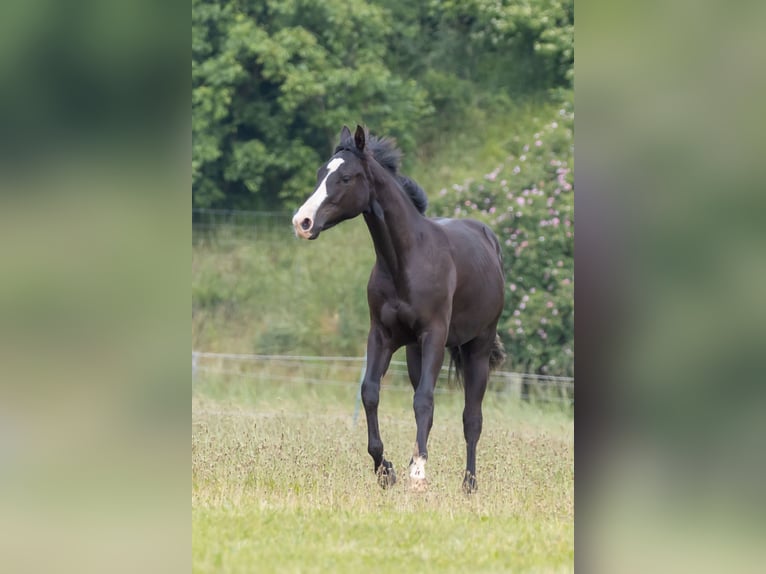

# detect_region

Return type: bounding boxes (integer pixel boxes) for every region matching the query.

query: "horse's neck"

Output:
[363,163,422,278]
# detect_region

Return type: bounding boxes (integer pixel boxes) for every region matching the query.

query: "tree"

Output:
[192,0,432,209]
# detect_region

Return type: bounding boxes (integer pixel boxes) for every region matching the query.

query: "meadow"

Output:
[192,356,573,573]
[192,98,574,572]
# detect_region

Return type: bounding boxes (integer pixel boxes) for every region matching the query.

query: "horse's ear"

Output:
[340,125,352,142]
[354,125,366,152]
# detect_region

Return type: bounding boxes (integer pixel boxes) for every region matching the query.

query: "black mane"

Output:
[335,134,428,215]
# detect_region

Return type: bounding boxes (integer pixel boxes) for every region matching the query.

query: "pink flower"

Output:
[546,301,554,308]
[535,140,542,147]
[513,166,521,174]
[552,217,560,226]
[510,283,517,291]
[516,197,525,207]
[485,167,500,181]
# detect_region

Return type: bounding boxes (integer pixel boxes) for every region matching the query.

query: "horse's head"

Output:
[292,125,372,240]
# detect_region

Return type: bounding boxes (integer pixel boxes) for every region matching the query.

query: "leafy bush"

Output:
[424,0,574,90]
[430,95,573,376]
[192,0,574,211]
[192,0,433,210]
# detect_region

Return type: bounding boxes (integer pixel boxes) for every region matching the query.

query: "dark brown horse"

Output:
[293,125,505,492]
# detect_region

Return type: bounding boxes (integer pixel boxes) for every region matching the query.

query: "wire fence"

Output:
[192,351,574,409]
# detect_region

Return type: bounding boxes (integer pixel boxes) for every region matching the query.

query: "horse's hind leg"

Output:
[461,337,492,493]
[361,327,395,488]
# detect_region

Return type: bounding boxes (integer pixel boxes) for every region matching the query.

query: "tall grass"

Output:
[192,374,574,573]
[193,218,374,356]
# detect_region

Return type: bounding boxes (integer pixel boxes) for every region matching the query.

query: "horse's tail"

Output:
[448,334,506,387]
[447,346,463,387]
[489,334,506,371]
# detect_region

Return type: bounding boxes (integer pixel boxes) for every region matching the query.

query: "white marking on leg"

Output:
[292,157,344,238]
[409,455,427,480]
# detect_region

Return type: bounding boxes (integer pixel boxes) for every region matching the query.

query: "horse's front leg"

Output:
[361,327,395,488]
[409,327,447,488]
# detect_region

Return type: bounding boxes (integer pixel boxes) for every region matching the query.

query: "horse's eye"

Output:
[341,175,351,183]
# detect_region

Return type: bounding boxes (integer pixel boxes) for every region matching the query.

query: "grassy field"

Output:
[193,97,573,572]
[192,367,573,573]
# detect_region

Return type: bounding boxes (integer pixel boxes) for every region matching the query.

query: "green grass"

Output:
[192,372,573,573]
[193,218,374,356]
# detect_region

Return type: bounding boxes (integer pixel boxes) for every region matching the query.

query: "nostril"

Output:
[300,218,312,231]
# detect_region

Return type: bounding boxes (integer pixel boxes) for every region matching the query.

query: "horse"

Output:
[292,125,505,493]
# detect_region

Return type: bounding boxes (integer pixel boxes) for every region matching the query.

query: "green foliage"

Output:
[192,0,433,209]
[430,94,574,376]
[401,0,574,92]
[192,0,574,210]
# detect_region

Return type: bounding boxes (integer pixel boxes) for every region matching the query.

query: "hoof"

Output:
[377,460,396,489]
[408,455,428,492]
[409,455,427,480]
[462,471,478,494]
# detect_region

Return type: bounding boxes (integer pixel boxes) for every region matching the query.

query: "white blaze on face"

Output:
[409,455,427,481]
[292,157,345,238]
